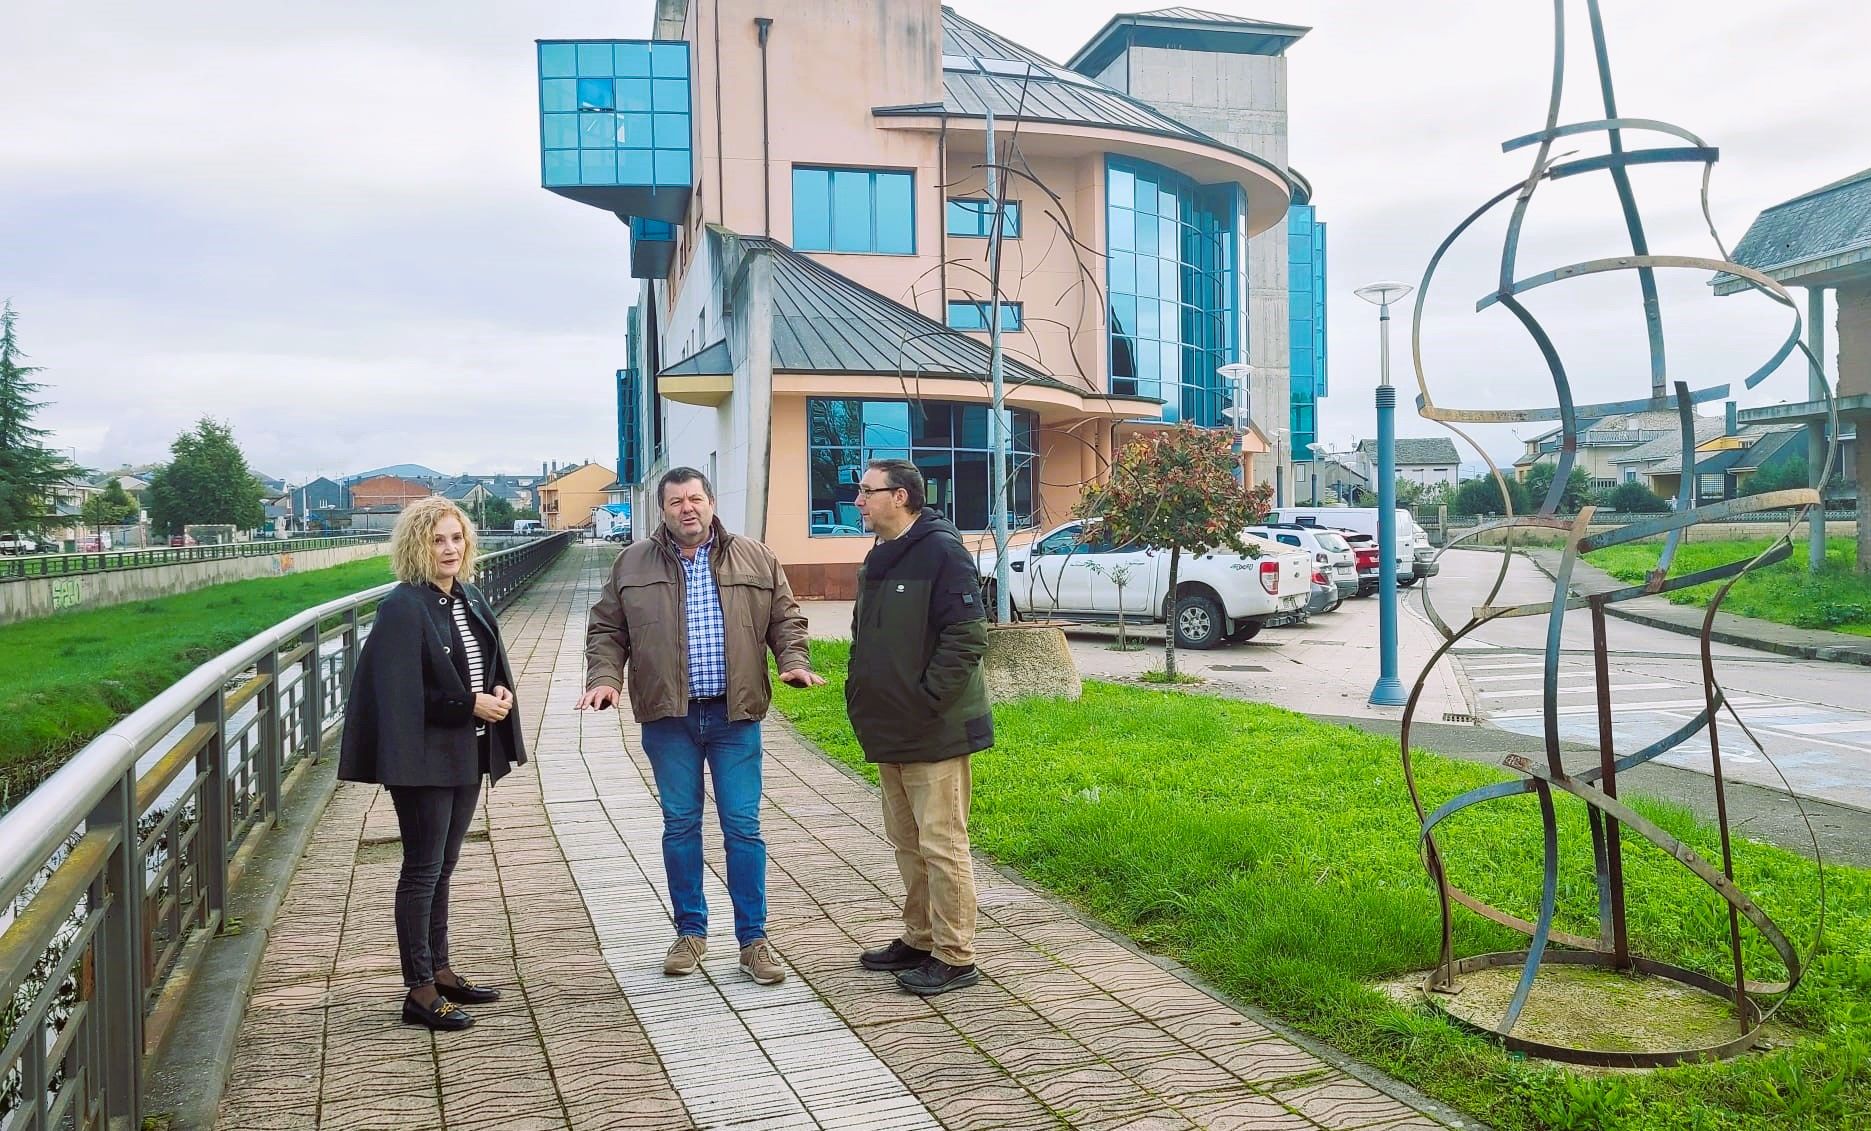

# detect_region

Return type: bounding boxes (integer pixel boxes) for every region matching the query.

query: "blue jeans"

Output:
[640,700,767,946]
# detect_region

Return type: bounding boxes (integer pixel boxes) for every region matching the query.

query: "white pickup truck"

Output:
[976,519,1312,648]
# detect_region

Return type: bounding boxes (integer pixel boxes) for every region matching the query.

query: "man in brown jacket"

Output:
[577,467,823,985]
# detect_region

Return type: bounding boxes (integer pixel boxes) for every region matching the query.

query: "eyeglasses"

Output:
[855,485,902,498]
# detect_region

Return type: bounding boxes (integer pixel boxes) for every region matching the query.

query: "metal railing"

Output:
[0,532,570,1130]
[0,534,390,583]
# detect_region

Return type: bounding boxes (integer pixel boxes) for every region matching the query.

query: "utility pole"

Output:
[985,110,1012,621]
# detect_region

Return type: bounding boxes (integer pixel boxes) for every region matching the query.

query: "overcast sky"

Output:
[3,1,1864,482]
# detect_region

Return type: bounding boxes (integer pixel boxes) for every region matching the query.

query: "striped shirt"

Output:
[448,589,489,735]
[680,538,727,700]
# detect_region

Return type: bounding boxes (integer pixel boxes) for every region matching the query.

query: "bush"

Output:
[1450,474,1530,517]
[1608,481,1671,513]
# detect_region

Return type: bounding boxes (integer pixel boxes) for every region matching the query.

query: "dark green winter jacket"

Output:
[846,511,993,763]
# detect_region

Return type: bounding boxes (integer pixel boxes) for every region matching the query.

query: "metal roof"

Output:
[1067,7,1310,76]
[754,236,1071,389]
[1714,167,1871,292]
[1356,437,1460,466]
[661,235,1149,402]
[661,339,734,377]
[878,8,1215,151]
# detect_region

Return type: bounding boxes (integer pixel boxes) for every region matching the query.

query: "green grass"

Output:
[0,557,396,801]
[778,641,1871,1131]
[1587,538,1871,637]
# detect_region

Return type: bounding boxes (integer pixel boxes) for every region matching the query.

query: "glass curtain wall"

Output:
[808,399,1037,534]
[1105,157,1243,427]
[1288,204,1327,460]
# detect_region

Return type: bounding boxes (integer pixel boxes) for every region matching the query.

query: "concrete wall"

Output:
[0,542,390,626]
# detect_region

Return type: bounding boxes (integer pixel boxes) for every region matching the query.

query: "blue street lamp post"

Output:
[1355,281,1413,707]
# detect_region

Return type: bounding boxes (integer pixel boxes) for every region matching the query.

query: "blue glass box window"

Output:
[1288,204,1328,455]
[946,198,1020,238]
[946,301,1023,332]
[538,39,693,196]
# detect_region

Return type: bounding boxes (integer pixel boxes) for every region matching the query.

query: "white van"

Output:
[1268,507,1420,585]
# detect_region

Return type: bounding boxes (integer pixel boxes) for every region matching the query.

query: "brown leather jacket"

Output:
[584,519,811,724]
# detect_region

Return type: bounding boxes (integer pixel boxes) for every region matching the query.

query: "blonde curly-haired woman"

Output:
[339,496,526,1031]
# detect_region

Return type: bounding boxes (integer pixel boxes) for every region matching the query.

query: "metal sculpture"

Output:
[1399,0,1834,1066]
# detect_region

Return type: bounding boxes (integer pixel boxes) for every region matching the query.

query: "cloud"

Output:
[3,0,1864,484]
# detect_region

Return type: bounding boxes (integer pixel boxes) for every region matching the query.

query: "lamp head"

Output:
[1354,281,1414,307]
[1216,362,1254,382]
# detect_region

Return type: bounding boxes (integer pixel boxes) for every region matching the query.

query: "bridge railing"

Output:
[0,534,392,583]
[0,532,571,1130]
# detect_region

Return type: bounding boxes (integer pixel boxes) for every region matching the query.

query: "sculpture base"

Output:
[983,623,1083,704]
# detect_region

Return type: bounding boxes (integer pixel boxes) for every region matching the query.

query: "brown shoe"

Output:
[738,939,786,985]
[663,935,707,976]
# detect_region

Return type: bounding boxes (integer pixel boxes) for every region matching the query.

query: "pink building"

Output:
[540,4,1315,597]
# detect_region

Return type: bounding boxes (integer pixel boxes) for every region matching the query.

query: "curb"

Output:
[1498,547,1871,668]
[143,746,342,1130]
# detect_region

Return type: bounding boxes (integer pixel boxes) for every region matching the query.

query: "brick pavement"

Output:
[215,547,1456,1130]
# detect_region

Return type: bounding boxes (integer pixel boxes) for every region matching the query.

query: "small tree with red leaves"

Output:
[1076,423,1274,677]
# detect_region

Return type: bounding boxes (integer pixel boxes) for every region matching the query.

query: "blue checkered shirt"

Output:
[680,538,728,700]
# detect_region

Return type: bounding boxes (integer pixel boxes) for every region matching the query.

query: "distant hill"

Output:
[343,463,445,483]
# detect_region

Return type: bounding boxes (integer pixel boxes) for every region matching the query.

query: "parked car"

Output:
[976,519,1311,648]
[1411,525,1440,579]
[1268,507,1419,586]
[169,534,197,547]
[811,523,865,536]
[1244,523,1359,600]
[604,530,633,544]
[0,535,38,555]
[1337,532,1383,595]
[1307,569,1342,617]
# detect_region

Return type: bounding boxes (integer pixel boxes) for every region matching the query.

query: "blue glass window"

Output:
[616,78,652,112]
[543,150,580,186]
[1104,155,1243,425]
[542,113,579,149]
[1288,203,1328,454]
[652,43,690,77]
[793,167,915,254]
[577,78,615,111]
[540,43,577,78]
[614,42,652,77]
[541,78,576,112]
[808,400,1036,534]
[946,301,1022,332]
[653,114,689,149]
[577,43,613,76]
[580,149,617,184]
[945,198,1020,238]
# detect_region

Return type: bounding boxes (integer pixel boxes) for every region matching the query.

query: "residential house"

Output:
[535,3,1324,596]
[536,462,617,531]
[1512,410,1689,489]
[1353,437,1460,491]
[1609,417,1727,494]
[349,474,435,510]
[1314,457,1368,505]
[1720,165,1871,567]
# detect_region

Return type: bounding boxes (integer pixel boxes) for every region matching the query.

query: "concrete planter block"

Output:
[983,622,1082,703]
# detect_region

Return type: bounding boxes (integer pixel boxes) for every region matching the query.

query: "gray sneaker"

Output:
[663,935,707,976]
[738,939,786,985]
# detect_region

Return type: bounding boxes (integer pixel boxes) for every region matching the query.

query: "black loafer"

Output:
[402,994,474,1031]
[859,939,932,972]
[896,957,980,996]
[435,975,501,1005]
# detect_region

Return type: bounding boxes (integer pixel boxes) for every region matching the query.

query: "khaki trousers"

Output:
[879,757,977,966]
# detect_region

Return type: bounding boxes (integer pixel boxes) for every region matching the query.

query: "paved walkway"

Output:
[214,548,1455,1130]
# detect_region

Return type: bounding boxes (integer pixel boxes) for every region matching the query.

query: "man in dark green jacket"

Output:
[847,459,993,996]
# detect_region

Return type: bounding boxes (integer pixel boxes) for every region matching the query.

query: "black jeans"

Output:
[389,783,481,989]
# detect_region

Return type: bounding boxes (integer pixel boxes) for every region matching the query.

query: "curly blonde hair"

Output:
[390,496,478,585]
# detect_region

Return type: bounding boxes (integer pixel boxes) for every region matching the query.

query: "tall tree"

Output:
[0,302,78,536]
[1524,462,1592,511]
[80,480,140,529]
[145,418,266,536]
[1078,423,1274,678]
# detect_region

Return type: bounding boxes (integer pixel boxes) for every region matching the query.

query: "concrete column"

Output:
[1808,287,1827,571]
[1838,285,1871,573]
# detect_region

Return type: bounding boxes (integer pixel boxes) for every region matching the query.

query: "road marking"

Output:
[1479,682,1677,699]
[1468,672,1596,684]
[1489,697,1766,720]
[1767,720,1871,736]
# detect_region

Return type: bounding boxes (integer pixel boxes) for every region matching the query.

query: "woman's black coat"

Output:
[338,581,526,788]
